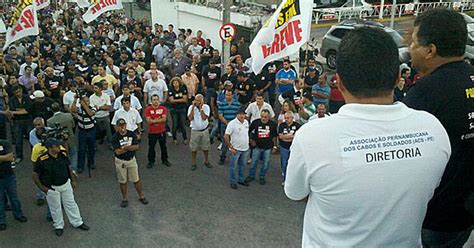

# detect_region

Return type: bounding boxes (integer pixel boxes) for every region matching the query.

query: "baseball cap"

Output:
[224,80,233,87]
[236,107,246,114]
[117,118,127,126]
[44,138,61,148]
[30,90,45,99]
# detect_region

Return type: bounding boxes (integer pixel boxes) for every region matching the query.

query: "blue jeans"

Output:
[0,174,24,224]
[13,120,31,159]
[210,117,220,140]
[249,147,271,178]
[229,149,249,185]
[280,146,290,181]
[78,128,96,171]
[69,146,78,171]
[220,124,228,160]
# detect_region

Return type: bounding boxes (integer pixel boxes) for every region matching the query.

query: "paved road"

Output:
[2,132,306,247]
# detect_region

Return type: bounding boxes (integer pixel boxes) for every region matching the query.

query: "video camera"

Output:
[41,123,69,142]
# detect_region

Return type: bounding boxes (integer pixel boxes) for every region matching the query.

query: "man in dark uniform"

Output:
[403,9,474,247]
[32,138,89,236]
[0,140,27,231]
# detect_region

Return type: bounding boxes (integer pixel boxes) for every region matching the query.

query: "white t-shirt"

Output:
[245,102,275,123]
[225,118,249,151]
[143,78,168,103]
[19,63,38,76]
[113,95,142,111]
[89,93,111,118]
[284,102,451,247]
[188,104,210,131]
[143,69,166,81]
[111,107,143,132]
[106,65,120,78]
[63,91,77,109]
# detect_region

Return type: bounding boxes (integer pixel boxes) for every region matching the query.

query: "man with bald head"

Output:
[171,48,192,77]
[187,94,211,170]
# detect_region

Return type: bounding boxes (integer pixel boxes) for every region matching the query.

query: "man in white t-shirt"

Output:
[143,70,168,106]
[224,108,250,189]
[245,93,275,123]
[62,81,78,112]
[284,28,451,247]
[143,62,166,81]
[187,94,211,170]
[114,83,142,111]
[111,97,142,137]
[90,81,112,146]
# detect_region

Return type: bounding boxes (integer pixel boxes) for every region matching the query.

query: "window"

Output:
[330,28,351,39]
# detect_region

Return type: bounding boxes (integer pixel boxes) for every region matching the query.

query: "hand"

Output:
[250,140,256,147]
[230,147,237,156]
[42,187,51,194]
[71,180,77,190]
[4,153,15,162]
[272,147,278,154]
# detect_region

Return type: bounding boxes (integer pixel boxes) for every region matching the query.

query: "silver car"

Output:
[320,20,410,69]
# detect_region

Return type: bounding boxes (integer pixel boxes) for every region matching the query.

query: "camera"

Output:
[76,87,87,99]
[41,123,69,142]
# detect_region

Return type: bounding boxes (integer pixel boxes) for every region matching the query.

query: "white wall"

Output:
[151,0,268,53]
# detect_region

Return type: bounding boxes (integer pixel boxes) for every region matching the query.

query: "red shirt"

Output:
[197,37,206,47]
[145,105,167,134]
[329,75,345,102]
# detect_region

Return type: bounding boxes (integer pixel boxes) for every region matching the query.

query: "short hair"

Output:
[95,81,104,89]
[401,68,410,75]
[414,8,467,57]
[261,109,270,115]
[283,59,291,64]
[12,86,22,92]
[336,27,399,98]
[51,102,61,112]
[255,92,264,98]
[151,94,160,100]
[121,97,131,104]
[24,65,32,70]
[33,117,44,125]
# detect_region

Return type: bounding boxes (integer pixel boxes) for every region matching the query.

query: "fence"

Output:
[313,1,474,24]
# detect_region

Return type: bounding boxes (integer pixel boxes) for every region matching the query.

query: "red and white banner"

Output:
[82,0,123,23]
[3,0,39,51]
[35,0,50,10]
[250,0,313,74]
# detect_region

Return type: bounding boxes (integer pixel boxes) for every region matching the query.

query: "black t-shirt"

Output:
[403,61,474,232]
[278,121,300,149]
[236,79,256,105]
[168,85,188,110]
[255,70,272,92]
[304,74,319,87]
[112,131,139,160]
[33,151,71,187]
[0,140,13,176]
[249,119,277,150]
[200,46,214,64]
[44,75,62,100]
[27,97,55,120]
[9,95,32,121]
[202,66,221,89]
[220,73,237,86]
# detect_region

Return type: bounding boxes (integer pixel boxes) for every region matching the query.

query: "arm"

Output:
[218,113,228,125]
[80,100,95,117]
[187,105,195,121]
[70,98,78,113]
[32,172,50,193]
[284,136,310,201]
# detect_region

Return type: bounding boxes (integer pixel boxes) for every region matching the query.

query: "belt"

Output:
[116,156,135,161]
[192,127,208,132]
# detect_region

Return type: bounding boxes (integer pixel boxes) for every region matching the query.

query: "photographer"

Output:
[71,94,97,174]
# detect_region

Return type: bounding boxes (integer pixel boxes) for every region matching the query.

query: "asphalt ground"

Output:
[1,124,306,247]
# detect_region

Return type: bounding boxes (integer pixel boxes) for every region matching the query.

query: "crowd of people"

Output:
[0,3,471,247]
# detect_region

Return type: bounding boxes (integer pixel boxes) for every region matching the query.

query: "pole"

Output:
[222,0,231,72]
[379,0,385,19]
[390,0,396,29]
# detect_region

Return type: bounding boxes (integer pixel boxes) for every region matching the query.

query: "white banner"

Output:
[3,1,39,51]
[250,0,313,74]
[76,0,93,8]
[82,0,123,24]
[36,0,50,10]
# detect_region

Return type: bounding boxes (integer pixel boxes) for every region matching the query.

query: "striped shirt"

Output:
[77,105,97,130]
[218,99,241,122]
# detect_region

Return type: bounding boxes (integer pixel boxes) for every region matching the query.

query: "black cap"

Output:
[44,138,61,148]
[117,118,127,125]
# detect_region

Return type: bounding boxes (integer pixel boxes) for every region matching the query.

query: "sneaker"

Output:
[77,223,90,231]
[167,132,172,137]
[259,177,266,185]
[204,162,212,168]
[217,143,222,150]
[230,184,238,190]
[55,229,63,236]
[244,176,255,184]
[139,198,149,205]
[147,162,154,169]
[191,164,197,170]
[162,160,171,167]
[238,181,249,187]
[120,200,128,208]
[15,216,27,222]
[218,158,225,165]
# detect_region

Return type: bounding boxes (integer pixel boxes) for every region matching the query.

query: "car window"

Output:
[330,28,351,39]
